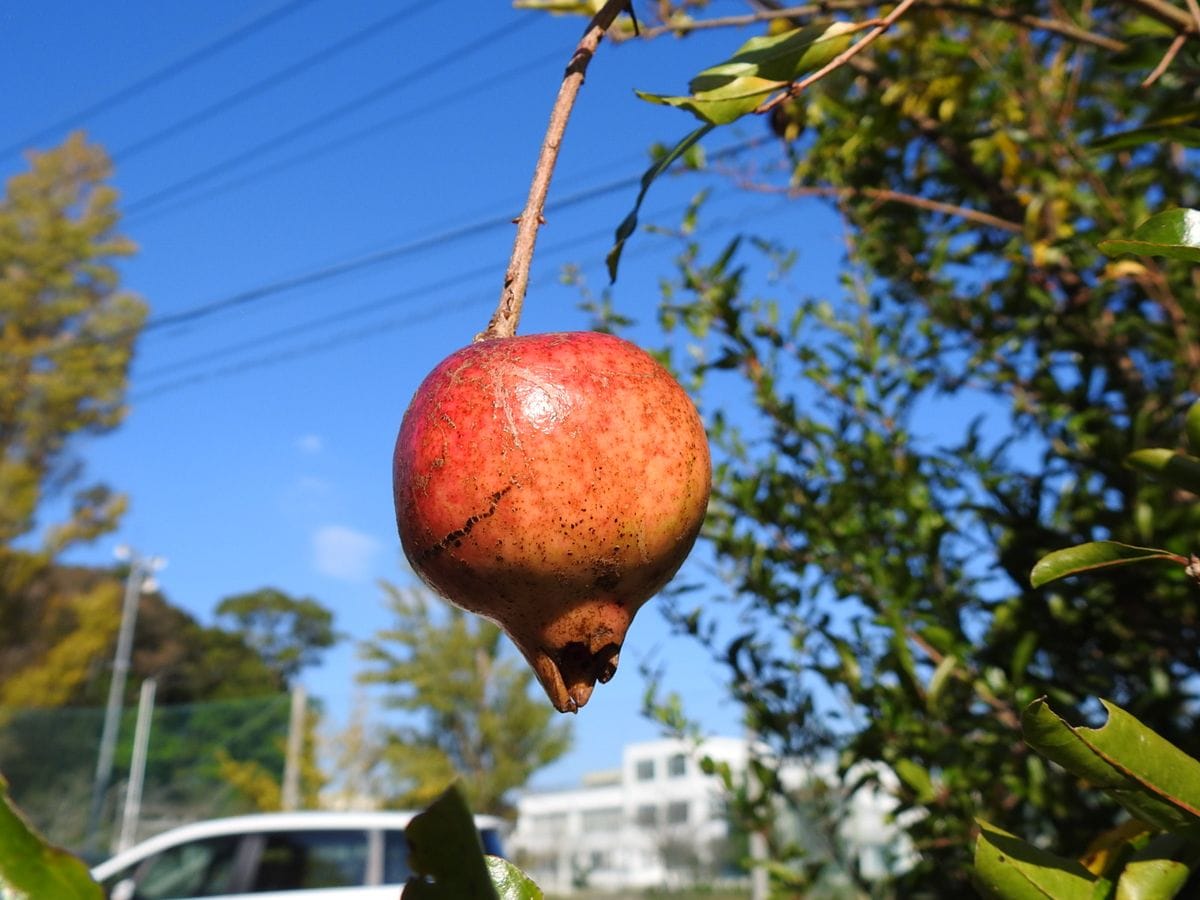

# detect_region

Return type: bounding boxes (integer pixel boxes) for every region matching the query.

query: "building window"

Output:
[666,801,689,825]
[635,758,655,781]
[529,812,568,836]
[635,804,658,827]
[667,753,687,778]
[581,807,622,832]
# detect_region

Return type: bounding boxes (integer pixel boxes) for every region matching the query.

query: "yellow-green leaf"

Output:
[973,819,1096,899]
[1099,208,1200,263]
[1186,400,1200,454]
[0,776,101,900]
[1126,448,1200,495]
[1022,698,1200,831]
[1030,541,1180,588]
[486,856,544,900]
[636,22,855,125]
[1113,832,1200,900]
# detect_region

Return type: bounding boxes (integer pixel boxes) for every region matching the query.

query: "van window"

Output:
[251,830,369,890]
[108,834,241,899]
[382,827,504,885]
[383,829,413,884]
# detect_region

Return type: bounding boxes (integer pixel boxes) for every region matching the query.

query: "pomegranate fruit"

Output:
[393,331,710,712]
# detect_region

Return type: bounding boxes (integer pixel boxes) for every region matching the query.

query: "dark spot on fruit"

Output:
[420,484,514,561]
[593,566,620,591]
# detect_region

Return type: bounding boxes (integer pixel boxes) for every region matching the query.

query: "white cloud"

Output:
[312,525,381,582]
[296,434,324,454]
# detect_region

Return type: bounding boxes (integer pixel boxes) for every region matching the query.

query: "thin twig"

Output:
[480,1,628,341]
[626,0,1127,52]
[1141,31,1187,86]
[735,177,1025,232]
[757,0,921,115]
[1119,0,1197,32]
[1188,0,1200,31]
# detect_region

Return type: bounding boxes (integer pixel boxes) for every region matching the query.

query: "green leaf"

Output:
[894,758,935,804]
[1114,831,1200,900]
[607,123,714,282]
[973,819,1096,899]
[1090,125,1200,153]
[485,856,544,900]
[1098,208,1200,263]
[1126,448,1200,495]
[1030,541,1180,587]
[402,784,498,900]
[1186,401,1200,454]
[636,22,855,125]
[1021,699,1200,830]
[925,653,957,711]
[0,775,102,900]
[1089,107,1200,153]
[637,77,789,127]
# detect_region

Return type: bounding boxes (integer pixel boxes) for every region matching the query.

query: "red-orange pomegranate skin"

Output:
[393,331,711,712]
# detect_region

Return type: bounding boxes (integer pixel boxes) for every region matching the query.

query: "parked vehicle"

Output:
[90,810,506,899]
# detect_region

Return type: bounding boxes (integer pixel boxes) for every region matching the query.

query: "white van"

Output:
[90,810,506,899]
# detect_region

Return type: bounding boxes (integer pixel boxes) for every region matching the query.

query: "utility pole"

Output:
[281,684,307,811]
[85,547,164,856]
[116,678,157,853]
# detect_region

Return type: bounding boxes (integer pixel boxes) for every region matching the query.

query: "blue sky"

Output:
[1,1,852,788]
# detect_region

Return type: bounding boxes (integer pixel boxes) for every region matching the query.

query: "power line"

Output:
[132,294,493,402]
[1,0,320,159]
[130,194,792,403]
[136,212,643,384]
[142,174,637,333]
[138,138,763,335]
[124,46,565,227]
[123,13,540,218]
[112,0,429,163]
[137,262,502,381]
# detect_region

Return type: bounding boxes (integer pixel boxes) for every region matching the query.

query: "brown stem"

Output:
[1118,0,1198,32]
[729,177,1024,232]
[480,1,628,342]
[1141,31,1187,86]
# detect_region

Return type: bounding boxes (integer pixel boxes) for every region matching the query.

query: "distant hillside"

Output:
[0,553,281,709]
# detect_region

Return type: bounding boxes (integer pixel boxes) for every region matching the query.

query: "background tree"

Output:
[358,583,573,816]
[0,131,147,721]
[215,587,338,689]
[0,562,299,846]
[536,0,1200,892]
[0,131,146,560]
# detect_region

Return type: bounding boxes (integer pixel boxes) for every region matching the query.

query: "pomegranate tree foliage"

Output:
[534,0,1200,894]
[402,785,541,900]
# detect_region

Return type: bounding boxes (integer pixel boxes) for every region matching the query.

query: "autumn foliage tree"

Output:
[0,133,147,702]
[0,132,146,559]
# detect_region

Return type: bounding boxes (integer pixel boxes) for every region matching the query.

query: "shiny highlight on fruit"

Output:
[392,331,711,712]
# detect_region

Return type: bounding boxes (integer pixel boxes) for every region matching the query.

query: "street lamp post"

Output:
[84,546,164,856]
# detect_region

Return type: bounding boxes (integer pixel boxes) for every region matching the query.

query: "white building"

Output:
[512,737,748,893]
[511,736,910,895]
